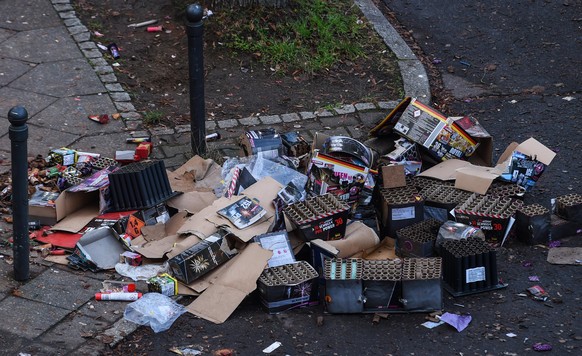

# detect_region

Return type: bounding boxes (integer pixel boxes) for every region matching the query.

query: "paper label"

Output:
[465,266,486,283]
[392,206,415,220]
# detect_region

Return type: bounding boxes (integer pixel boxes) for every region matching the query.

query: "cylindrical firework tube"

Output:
[95,292,143,301]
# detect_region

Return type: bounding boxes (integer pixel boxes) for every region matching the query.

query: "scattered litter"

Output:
[169,345,203,355]
[262,341,281,353]
[97,43,108,51]
[439,312,472,332]
[562,96,575,101]
[506,333,517,338]
[115,262,169,281]
[93,31,104,37]
[147,25,164,33]
[526,285,549,301]
[422,320,445,329]
[88,114,109,124]
[532,342,552,351]
[127,19,158,28]
[548,240,561,248]
[459,60,471,66]
[124,293,186,333]
[528,275,540,282]
[522,261,533,267]
[453,303,465,308]
[107,43,120,59]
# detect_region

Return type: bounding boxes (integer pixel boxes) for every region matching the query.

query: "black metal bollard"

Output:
[8,106,29,281]
[186,3,206,155]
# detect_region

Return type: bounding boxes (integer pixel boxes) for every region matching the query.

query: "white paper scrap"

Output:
[263,341,282,353]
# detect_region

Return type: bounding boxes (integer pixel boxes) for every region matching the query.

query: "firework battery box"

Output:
[283,193,351,241]
[554,193,582,223]
[440,238,506,297]
[396,218,443,257]
[375,185,424,239]
[280,131,310,157]
[515,204,551,245]
[168,229,238,284]
[239,128,283,159]
[46,147,77,166]
[324,258,443,313]
[400,257,443,311]
[454,193,524,243]
[147,273,178,297]
[257,261,319,314]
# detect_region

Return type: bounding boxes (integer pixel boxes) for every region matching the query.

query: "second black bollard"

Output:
[8,106,30,281]
[186,3,207,156]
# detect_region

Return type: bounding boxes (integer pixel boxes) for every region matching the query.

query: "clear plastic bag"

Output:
[123,293,186,333]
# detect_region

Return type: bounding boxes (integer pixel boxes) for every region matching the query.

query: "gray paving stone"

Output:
[11,59,105,97]
[53,4,73,12]
[0,28,15,42]
[0,0,62,31]
[115,101,136,112]
[0,58,33,86]
[258,115,281,125]
[18,268,102,310]
[217,119,238,129]
[110,92,131,102]
[68,24,88,36]
[99,73,117,83]
[299,111,316,120]
[358,111,386,127]
[239,116,260,126]
[125,120,141,131]
[161,143,192,158]
[355,102,377,111]
[334,104,356,115]
[105,83,124,92]
[121,111,142,120]
[206,120,217,131]
[150,127,175,136]
[92,58,110,67]
[319,115,359,128]
[64,18,81,27]
[162,154,190,169]
[0,27,82,63]
[0,86,57,136]
[59,11,76,19]
[38,313,110,351]
[315,109,334,117]
[318,126,351,137]
[73,31,91,42]
[0,296,71,339]
[94,65,114,74]
[281,113,301,122]
[31,95,120,136]
[53,0,71,4]
[378,100,399,110]
[175,124,191,133]
[79,41,97,50]
[71,131,131,159]
[82,48,103,59]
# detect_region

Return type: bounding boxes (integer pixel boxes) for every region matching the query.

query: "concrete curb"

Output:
[355,0,431,104]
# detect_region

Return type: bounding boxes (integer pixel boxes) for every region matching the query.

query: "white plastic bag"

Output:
[123,293,186,333]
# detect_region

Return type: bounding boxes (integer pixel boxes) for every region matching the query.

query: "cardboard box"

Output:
[392,98,479,161]
[257,261,319,314]
[168,228,238,284]
[306,151,370,205]
[239,128,283,159]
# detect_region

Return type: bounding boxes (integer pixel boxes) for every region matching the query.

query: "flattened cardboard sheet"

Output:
[186,243,272,323]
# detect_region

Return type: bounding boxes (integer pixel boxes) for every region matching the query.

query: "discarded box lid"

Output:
[74,226,127,270]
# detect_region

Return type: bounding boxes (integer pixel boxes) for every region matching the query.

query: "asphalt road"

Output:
[112,2,582,355]
[381,0,582,204]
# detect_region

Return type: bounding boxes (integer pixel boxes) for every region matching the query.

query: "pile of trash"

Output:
[3,97,582,332]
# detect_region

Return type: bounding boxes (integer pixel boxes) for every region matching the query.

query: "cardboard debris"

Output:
[167,155,223,192]
[185,243,272,323]
[74,227,127,270]
[547,247,582,265]
[311,221,380,259]
[166,191,217,214]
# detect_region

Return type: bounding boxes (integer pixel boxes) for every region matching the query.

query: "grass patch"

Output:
[206,0,373,75]
[142,110,164,125]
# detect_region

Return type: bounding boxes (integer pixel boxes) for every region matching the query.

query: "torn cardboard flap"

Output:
[455,166,503,195]
[131,233,183,259]
[186,243,272,324]
[141,211,190,242]
[166,155,223,193]
[310,221,380,258]
[166,191,217,214]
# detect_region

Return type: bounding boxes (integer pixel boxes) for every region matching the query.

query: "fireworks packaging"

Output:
[168,228,238,284]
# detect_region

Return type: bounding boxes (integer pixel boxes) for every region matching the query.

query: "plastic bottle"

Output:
[95,292,142,301]
[437,221,486,243]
